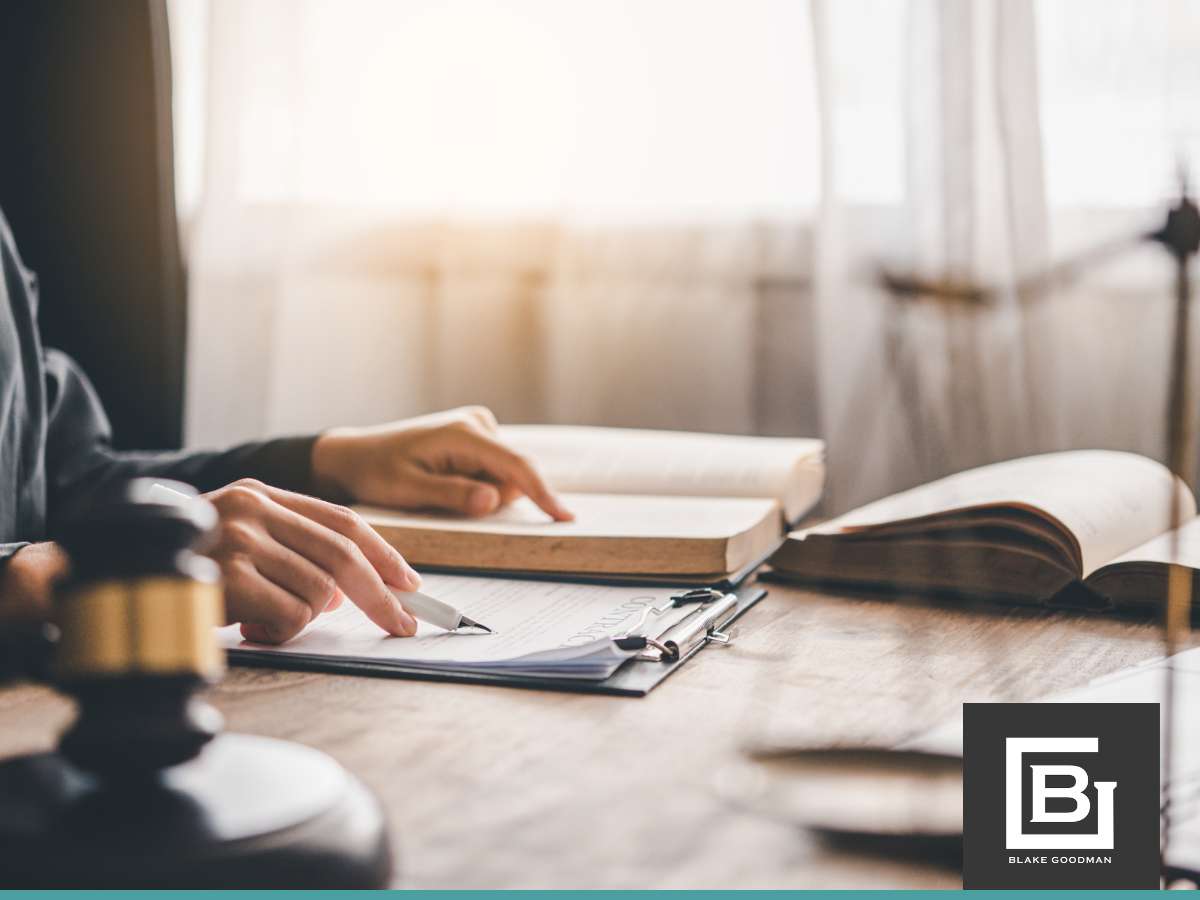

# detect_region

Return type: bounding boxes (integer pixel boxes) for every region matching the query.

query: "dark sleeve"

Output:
[43,349,319,528]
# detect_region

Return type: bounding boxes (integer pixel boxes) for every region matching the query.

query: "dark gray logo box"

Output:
[963,702,1160,889]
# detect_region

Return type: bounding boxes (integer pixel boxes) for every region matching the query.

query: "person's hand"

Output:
[0,542,68,624]
[311,406,574,521]
[204,479,422,644]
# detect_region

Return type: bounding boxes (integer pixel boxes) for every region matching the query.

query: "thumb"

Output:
[397,471,502,517]
[240,621,283,644]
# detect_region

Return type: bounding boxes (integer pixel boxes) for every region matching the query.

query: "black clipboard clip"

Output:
[614,589,739,662]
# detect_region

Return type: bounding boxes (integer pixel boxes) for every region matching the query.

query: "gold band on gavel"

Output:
[55,578,225,680]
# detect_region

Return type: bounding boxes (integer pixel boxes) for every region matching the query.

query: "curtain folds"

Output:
[186,210,821,450]
[186,0,822,466]
[811,0,1057,509]
[183,0,1193,512]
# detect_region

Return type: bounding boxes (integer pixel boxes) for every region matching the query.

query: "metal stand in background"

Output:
[724,180,1200,884]
[892,181,1200,879]
[1151,186,1200,879]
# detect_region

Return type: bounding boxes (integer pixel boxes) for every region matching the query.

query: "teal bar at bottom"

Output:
[0,891,1179,899]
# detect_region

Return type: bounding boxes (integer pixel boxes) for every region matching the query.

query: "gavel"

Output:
[0,479,392,888]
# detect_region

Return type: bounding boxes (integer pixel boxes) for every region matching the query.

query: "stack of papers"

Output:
[427,637,642,680]
[216,574,702,682]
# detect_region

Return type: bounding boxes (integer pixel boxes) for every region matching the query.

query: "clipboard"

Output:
[227,583,766,697]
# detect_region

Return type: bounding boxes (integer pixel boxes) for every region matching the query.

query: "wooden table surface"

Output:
[0,580,1189,889]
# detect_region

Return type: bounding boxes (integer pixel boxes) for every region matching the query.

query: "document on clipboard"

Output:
[217,573,765,694]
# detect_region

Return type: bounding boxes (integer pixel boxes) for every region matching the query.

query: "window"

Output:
[170,0,821,222]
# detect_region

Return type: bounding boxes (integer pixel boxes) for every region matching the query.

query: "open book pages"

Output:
[359,492,781,578]
[357,425,822,578]
[770,450,1198,607]
[216,573,703,681]
[1086,516,1200,608]
[499,425,825,523]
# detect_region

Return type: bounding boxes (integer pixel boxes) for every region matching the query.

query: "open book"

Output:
[358,426,824,580]
[769,450,1199,614]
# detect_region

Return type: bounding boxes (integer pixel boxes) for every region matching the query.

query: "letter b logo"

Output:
[963,702,1159,889]
[1005,738,1116,850]
[1031,764,1091,823]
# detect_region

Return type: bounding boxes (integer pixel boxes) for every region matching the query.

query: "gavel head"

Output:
[53,479,225,778]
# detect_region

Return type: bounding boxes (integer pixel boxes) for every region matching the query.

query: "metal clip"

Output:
[620,588,724,639]
[670,588,725,605]
[641,636,673,660]
[618,590,739,662]
[653,593,740,662]
[613,633,673,661]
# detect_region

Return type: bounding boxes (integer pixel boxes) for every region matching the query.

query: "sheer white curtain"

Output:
[811,0,1052,509]
[173,0,1200,512]
[179,0,822,449]
[811,0,1200,509]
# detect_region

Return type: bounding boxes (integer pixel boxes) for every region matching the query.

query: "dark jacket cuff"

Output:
[234,435,321,495]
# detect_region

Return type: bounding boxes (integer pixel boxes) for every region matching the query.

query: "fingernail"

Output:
[397,604,418,635]
[403,561,422,590]
[390,548,421,589]
[468,484,500,515]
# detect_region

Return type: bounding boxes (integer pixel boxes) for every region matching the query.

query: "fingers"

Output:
[451,430,574,521]
[400,471,504,516]
[240,622,280,644]
[210,480,419,641]
[260,485,421,591]
[225,558,313,644]
[260,497,417,637]
[217,513,343,640]
[249,533,341,616]
[375,426,571,520]
[328,587,346,611]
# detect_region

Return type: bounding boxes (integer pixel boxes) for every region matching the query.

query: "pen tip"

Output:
[458,616,494,634]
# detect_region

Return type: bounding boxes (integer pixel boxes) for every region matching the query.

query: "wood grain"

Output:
[0,581,1189,889]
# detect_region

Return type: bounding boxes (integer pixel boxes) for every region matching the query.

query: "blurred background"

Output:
[18,0,1200,513]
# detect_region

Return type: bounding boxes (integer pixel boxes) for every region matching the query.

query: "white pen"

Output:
[390,587,494,634]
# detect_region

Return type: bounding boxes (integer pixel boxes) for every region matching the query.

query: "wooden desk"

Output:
[0,581,1190,889]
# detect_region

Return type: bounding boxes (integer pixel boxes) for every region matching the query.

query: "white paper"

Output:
[216,573,701,677]
[500,424,824,520]
[1104,516,1200,569]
